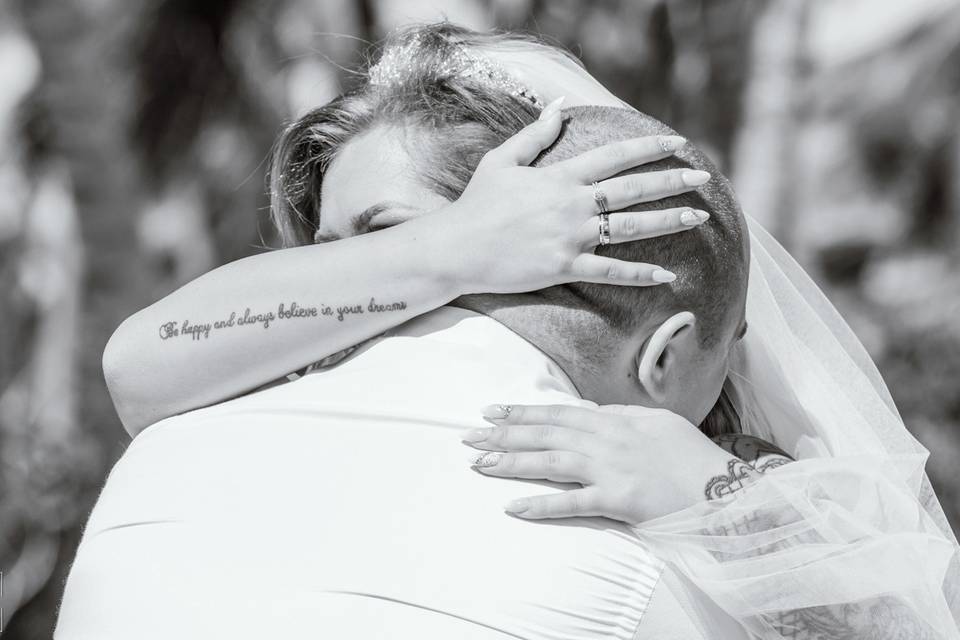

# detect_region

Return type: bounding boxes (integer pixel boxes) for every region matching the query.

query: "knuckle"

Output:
[552,250,573,274]
[596,491,620,516]
[608,142,629,168]
[548,405,566,423]
[614,487,641,520]
[619,215,640,237]
[667,171,685,192]
[606,263,620,281]
[625,175,645,198]
[564,491,582,514]
[535,424,554,444]
[544,451,560,469]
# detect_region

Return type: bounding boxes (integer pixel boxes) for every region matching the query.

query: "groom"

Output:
[56,107,750,639]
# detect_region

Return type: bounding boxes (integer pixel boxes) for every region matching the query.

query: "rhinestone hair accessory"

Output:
[368,33,544,108]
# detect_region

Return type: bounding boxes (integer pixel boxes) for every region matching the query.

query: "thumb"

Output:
[484,96,564,167]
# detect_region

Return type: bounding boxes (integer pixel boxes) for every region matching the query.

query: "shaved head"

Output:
[530,106,748,350]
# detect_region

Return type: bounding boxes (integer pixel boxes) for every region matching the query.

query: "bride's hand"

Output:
[443,97,712,294]
[461,403,742,524]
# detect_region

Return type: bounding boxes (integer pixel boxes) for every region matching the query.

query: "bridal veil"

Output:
[451,29,960,639]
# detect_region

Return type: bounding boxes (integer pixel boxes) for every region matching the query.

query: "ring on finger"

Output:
[592,181,609,214]
[598,213,611,246]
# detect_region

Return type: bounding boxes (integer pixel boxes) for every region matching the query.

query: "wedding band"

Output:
[598,213,611,246]
[592,181,609,214]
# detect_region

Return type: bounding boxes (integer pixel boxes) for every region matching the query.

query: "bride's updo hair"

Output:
[269,23,563,247]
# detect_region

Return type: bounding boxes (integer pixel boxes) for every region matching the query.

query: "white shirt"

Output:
[57,307,715,640]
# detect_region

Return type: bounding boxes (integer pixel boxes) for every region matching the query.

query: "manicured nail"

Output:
[652,269,676,283]
[682,170,711,187]
[680,209,710,226]
[658,135,686,153]
[462,427,491,443]
[505,499,530,514]
[482,404,513,420]
[470,452,501,468]
[538,96,565,121]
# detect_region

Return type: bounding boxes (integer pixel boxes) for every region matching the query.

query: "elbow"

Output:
[102,316,133,402]
[101,323,125,394]
[101,317,152,438]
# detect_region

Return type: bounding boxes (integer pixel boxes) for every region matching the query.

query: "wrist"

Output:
[665,438,750,513]
[419,200,485,297]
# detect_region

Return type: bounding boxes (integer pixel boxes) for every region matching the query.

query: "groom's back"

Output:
[57,309,672,638]
[57,307,713,640]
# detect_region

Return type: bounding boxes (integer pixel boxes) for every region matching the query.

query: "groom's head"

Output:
[312,98,749,424]
[466,106,750,423]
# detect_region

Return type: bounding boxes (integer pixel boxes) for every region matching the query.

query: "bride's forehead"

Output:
[319,126,429,224]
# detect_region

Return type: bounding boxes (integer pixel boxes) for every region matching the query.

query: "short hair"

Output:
[534,106,748,348]
[269,23,747,348]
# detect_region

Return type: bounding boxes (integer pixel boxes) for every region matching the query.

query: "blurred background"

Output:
[1,0,958,635]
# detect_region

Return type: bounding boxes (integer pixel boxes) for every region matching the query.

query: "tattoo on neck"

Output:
[157,298,408,342]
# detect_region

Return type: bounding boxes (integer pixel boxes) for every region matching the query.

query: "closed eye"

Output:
[316,201,422,242]
[367,220,393,233]
[352,203,391,235]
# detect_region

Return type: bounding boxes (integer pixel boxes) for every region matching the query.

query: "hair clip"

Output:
[368,32,544,108]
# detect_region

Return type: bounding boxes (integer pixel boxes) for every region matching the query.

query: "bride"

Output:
[100,23,959,639]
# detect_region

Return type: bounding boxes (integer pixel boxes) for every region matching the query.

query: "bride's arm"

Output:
[104,218,465,436]
[463,405,959,639]
[105,113,707,437]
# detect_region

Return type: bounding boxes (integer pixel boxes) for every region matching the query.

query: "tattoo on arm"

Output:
[703,436,936,639]
[703,458,759,500]
[772,596,937,640]
[711,433,794,467]
[157,298,408,342]
[705,434,794,499]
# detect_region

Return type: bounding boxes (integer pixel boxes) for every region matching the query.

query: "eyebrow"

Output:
[313,201,416,244]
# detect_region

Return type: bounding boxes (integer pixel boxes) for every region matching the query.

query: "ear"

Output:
[636,312,696,402]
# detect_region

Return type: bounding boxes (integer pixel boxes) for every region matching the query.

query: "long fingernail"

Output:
[538,96,565,121]
[680,209,710,226]
[682,170,711,187]
[658,135,686,153]
[652,269,677,283]
[470,452,501,468]
[504,499,530,514]
[462,427,491,443]
[482,404,513,420]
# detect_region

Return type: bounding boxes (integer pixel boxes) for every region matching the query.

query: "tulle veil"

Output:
[467,33,960,638]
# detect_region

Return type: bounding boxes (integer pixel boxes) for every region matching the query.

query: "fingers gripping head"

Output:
[531,106,749,352]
